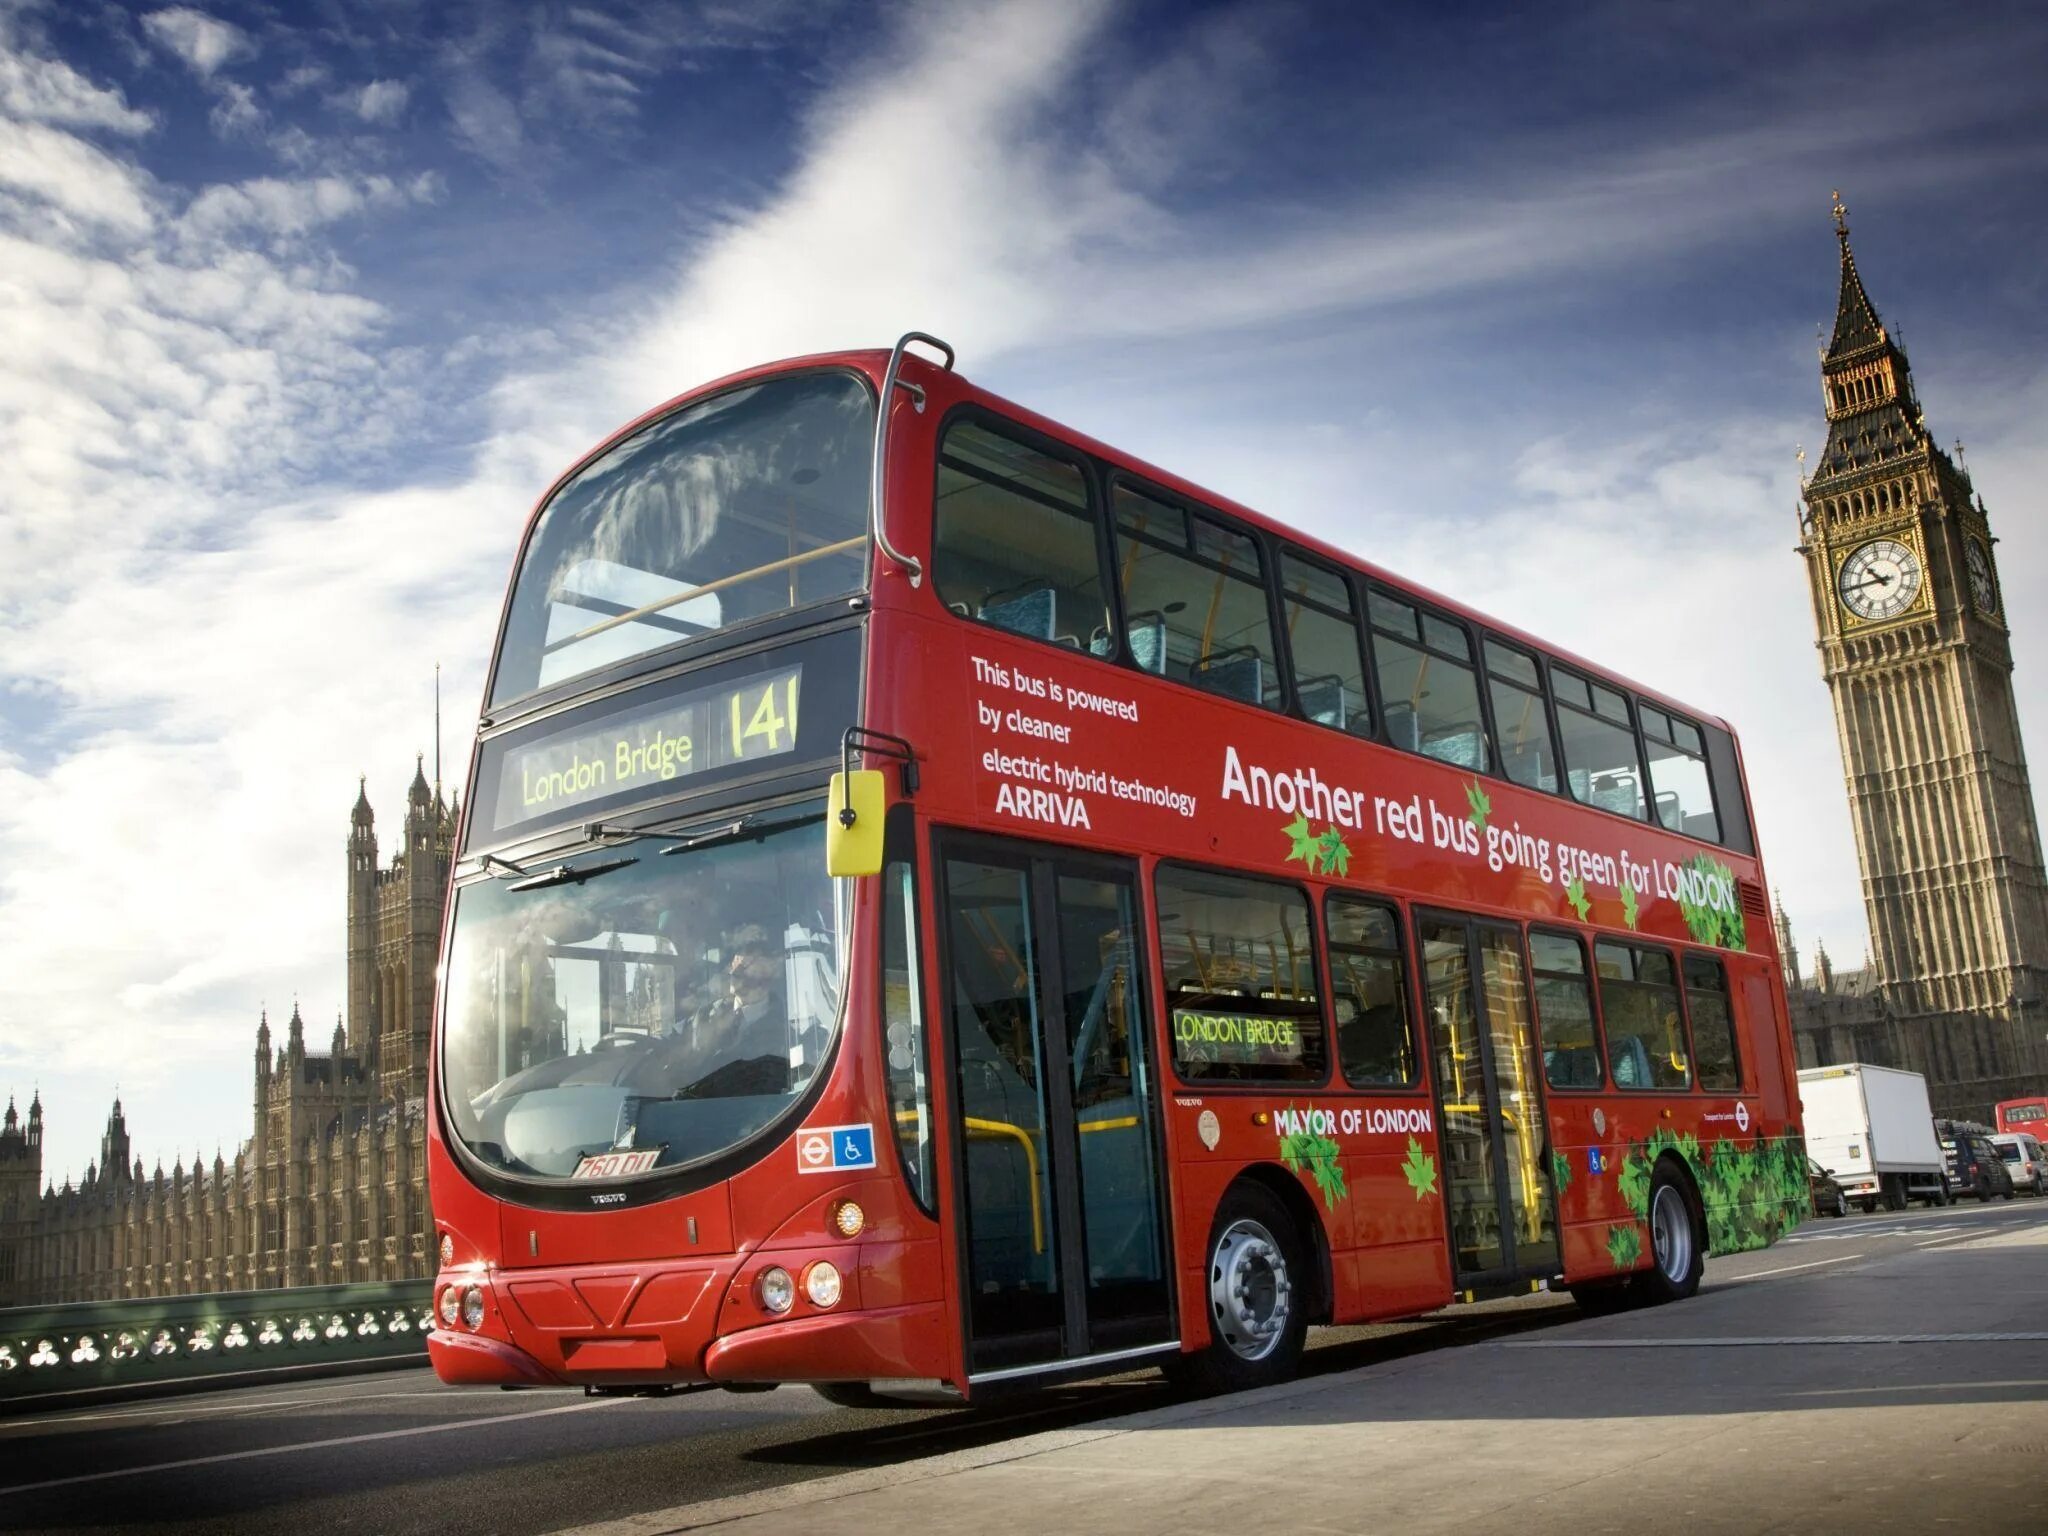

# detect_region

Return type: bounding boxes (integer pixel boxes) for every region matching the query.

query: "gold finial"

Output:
[1831,190,1849,235]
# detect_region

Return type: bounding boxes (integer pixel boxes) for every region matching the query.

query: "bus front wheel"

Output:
[1166,1182,1308,1396]
[1634,1166,1704,1305]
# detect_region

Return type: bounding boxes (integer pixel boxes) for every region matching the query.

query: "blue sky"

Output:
[4,0,2047,1182]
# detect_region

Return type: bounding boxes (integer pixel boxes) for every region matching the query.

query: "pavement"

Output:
[551,1205,2048,1536]
[4,1199,2045,1535]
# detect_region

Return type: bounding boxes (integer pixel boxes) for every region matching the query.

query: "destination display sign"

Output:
[490,663,802,835]
[1171,1007,1309,1071]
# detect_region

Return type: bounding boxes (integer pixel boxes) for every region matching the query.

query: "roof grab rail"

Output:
[870,332,955,589]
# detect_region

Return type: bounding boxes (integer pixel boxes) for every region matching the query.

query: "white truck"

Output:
[1797,1063,1951,1211]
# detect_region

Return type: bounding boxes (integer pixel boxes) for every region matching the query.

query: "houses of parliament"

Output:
[0,765,454,1306]
[3,206,2046,1306]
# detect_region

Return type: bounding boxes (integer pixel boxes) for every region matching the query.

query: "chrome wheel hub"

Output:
[1651,1183,1693,1284]
[1209,1217,1290,1362]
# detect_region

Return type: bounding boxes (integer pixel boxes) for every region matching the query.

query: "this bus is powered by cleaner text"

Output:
[426,335,1807,1403]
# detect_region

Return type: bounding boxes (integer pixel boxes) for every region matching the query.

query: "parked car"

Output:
[1991,1132,2047,1196]
[1937,1121,2016,1201]
[1808,1159,1849,1218]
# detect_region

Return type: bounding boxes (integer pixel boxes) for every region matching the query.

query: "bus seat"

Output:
[1591,782,1639,816]
[1423,723,1485,769]
[1088,627,1116,658]
[1297,673,1348,728]
[1125,610,1167,674]
[1383,703,1418,752]
[1192,646,1263,704]
[978,585,1057,640]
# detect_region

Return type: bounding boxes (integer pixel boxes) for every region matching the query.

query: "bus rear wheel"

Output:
[1634,1167,1704,1305]
[1166,1182,1308,1396]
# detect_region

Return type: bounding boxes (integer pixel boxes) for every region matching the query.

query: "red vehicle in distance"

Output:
[425,335,1807,1404]
[1996,1097,2048,1136]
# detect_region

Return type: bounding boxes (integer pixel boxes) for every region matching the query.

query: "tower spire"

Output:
[434,662,442,807]
[1825,192,1886,362]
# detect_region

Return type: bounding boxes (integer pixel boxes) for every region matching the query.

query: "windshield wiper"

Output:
[479,853,532,880]
[660,810,817,857]
[506,856,639,892]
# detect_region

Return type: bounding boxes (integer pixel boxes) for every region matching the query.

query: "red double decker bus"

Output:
[1996,1097,2048,1135]
[426,335,1805,1402]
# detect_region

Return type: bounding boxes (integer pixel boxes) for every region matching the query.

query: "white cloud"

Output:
[0,43,154,132]
[140,7,252,78]
[351,78,408,125]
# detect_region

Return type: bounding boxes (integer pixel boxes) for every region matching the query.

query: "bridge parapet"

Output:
[0,1281,429,1410]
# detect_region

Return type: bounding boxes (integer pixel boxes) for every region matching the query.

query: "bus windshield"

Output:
[440,811,840,1183]
[491,371,873,706]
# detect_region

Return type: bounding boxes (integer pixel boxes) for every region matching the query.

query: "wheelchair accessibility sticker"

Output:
[798,1123,877,1174]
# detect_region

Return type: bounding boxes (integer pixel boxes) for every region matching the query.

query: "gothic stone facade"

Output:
[0,765,453,1306]
[1786,211,2048,1119]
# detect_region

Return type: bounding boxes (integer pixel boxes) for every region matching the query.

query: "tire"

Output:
[1832,1191,1848,1219]
[1978,1184,1991,1203]
[2003,1187,2015,1201]
[1165,1182,1309,1395]
[810,1382,911,1411]
[1570,1279,1636,1316]
[1884,1177,1907,1212]
[1634,1164,1704,1306]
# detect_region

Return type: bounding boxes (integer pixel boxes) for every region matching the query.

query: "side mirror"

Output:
[826,769,885,877]
[1823,1167,1835,1177]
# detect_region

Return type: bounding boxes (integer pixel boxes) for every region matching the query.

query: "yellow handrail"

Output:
[964,1117,1044,1254]
[552,535,865,650]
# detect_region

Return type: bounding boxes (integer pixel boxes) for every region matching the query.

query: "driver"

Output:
[687,921,789,1092]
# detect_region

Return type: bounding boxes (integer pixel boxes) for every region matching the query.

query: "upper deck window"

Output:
[932,420,1108,652]
[492,372,873,708]
[1113,487,1282,709]
[1640,704,1721,843]
[1368,590,1488,771]
[1281,551,1371,735]
[1554,666,1646,821]
[1486,640,1559,793]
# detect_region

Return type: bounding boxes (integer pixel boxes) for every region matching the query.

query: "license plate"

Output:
[572,1149,661,1179]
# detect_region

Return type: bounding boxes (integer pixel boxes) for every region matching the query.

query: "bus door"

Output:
[1416,913,1560,1287]
[936,835,1175,1378]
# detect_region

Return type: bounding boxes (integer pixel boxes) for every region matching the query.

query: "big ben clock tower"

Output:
[1797,196,2048,1114]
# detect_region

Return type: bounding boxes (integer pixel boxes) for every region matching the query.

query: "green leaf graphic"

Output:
[1551,1148,1573,1194]
[1565,877,1591,921]
[1620,882,1641,930]
[1607,1222,1643,1269]
[1401,1136,1438,1200]
[1465,779,1492,832]
[1676,853,1748,951]
[1316,826,1352,877]
[1282,814,1318,866]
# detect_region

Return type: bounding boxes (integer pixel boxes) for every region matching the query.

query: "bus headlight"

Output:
[831,1200,865,1238]
[804,1262,842,1309]
[460,1285,485,1331]
[437,1286,460,1327]
[757,1267,796,1315]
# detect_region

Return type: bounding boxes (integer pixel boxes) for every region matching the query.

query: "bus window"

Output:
[883,858,933,1210]
[1485,639,1559,793]
[493,372,873,705]
[1702,724,1755,855]
[1156,866,1324,1084]
[1113,486,1282,710]
[1640,704,1721,843]
[1529,930,1602,1089]
[1280,550,1370,735]
[1553,666,1646,820]
[1367,590,1488,771]
[1681,954,1741,1091]
[1594,941,1690,1090]
[1325,895,1417,1087]
[933,420,1109,652]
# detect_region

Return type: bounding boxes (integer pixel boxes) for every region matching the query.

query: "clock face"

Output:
[1837,538,1923,622]
[1966,539,1998,614]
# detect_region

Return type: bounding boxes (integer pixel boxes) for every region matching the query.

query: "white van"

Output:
[1990,1132,2047,1196]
